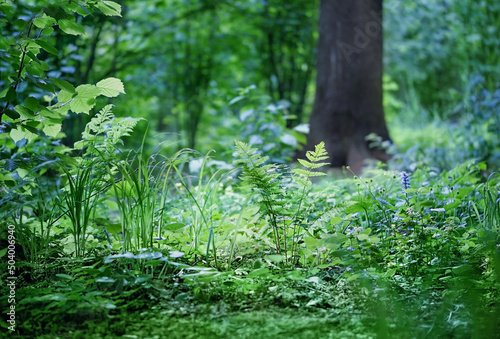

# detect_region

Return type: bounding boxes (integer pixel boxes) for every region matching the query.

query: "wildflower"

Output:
[401,171,410,190]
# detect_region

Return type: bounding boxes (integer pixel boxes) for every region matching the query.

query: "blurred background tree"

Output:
[304,0,390,174]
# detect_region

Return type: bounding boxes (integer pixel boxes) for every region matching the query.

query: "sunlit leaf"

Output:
[96,1,122,17]
[96,77,125,97]
[57,17,85,35]
[42,123,61,138]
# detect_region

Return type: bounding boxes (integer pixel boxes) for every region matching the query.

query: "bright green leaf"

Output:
[70,96,95,114]
[57,18,85,35]
[33,15,56,29]
[76,84,101,97]
[0,87,8,99]
[264,254,284,263]
[10,127,37,143]
[96,77,125,97]
[164,222,186,231]
[58,89,74,103]
[357,233,369,241]
[42,123,61,138]
[96,1,122,16]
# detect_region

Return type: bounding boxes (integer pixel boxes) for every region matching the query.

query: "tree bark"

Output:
[305,0,390,174]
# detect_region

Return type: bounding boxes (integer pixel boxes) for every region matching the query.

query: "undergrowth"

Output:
[1,109,499,338]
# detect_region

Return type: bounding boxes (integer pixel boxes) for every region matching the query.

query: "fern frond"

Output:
[305,141,329,163]
[293,142,329,186]
[76,105,142,156]
[292,168,326,178]
[83,104,114,138]
[296,158,329,170]
[108,117,142,146]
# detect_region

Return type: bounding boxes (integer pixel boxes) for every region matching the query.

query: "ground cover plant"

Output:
[1,115,499,337]
[1,1,500,338]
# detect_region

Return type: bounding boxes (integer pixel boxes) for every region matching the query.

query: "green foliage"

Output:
[75,104,142,157]
[0,0,123,145]
[384,0,500,114]
[61,161,104,258]
[232,86,308,163]
[292,141,329,182]
[234,140,329,264]
[390,77,500,172]
[1,1,499,338]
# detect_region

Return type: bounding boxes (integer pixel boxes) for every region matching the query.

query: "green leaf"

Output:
[105,223,121,234]
[36,40,58,55]
[10,127,37,143]
[76,84,102,97]
[42,123,61,138]
[0,247,7,259]
[96,1,122,16]
[4,87,16,102]
[50,78,75,93]
[58,89,74,102]
[0,87,8,99]
[56,153,78,167]
[0,3,14,18]
[247,268,270,277]
[264,254,284,263]
[25,97,39,112]
[15,105,35,119]
[0,36,12,50]
[57,18,85,35]
[44,5,67,21]
[4,110,19,120]
[34,15,56,29]
[55,274,73,281]
[70,84,100,114]
[164,222,186,231]
[70,96,95,114]
[39,61,50,71]
[42,27,54,36]
[357,229,371,241]
[96,77,125,97]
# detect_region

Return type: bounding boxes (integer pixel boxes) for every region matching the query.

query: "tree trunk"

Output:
[305,0,390,174]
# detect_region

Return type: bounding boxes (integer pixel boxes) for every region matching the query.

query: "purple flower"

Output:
[401,171,410,190]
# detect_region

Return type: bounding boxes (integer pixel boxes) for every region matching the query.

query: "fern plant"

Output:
[234,140,285,253]
[75,104,143,159]
[289,142,330,261]
[234,140,329,264]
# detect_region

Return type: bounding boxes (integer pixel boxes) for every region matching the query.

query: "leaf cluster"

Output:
[0,0,123,144]
[75,104,142,157]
